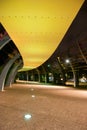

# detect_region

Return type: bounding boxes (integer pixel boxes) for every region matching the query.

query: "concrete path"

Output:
[0,83,87,130]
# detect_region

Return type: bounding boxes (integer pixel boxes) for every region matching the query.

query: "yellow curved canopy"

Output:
[0,0,84,70]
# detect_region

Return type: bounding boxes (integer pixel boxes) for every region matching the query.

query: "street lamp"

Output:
[65,59,70,64]
[65,59,79,87]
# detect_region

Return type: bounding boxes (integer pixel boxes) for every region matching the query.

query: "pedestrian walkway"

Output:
[0,83,87,130]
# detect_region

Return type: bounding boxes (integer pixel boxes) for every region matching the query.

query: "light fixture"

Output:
[31,88,34,91]
[32,95,35,98]
[65,59,70,63]
[24,114,32,120]
[47,64,51,67]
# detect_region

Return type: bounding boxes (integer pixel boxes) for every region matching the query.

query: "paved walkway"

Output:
[0,83,87,130]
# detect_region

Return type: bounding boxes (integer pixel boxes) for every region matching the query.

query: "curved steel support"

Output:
[10,64,23,85]
[5,60,22,87]
[0,35,11,50]
[0,54,20,91]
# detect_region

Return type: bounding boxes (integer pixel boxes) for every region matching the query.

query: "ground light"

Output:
[32,95,35,98]
[24,114,32,120]
[31,88,34,91]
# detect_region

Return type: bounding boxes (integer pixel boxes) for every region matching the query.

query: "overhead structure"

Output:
[0,0,84,70]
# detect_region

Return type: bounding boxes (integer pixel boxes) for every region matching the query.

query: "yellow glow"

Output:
[0,0,84,70]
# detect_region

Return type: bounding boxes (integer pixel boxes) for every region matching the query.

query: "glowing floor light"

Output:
[31,88,34,91]
[32,95,35,98]
[24,114,32,120]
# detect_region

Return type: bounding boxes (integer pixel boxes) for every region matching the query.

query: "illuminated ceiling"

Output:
[0,0,84,70]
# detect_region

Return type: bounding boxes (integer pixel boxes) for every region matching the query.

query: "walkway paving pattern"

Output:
[0,84,87,130]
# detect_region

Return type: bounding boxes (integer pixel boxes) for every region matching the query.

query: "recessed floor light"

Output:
[31,88,34,91]
[32,95,35,98]
[24,114,32,120]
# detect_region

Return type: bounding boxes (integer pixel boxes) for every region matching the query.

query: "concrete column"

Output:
[26,71,29,82]
[57,57,66,85]
[73,71,79,87]
[36,69,41,82]
[42,65,47,83]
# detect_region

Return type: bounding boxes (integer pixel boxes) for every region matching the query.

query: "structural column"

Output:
[57,57,66,85]
[0,54,20,91]
[5,60,22,87]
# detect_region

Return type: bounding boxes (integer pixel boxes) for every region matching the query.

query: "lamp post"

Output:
[65,59,79,87]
